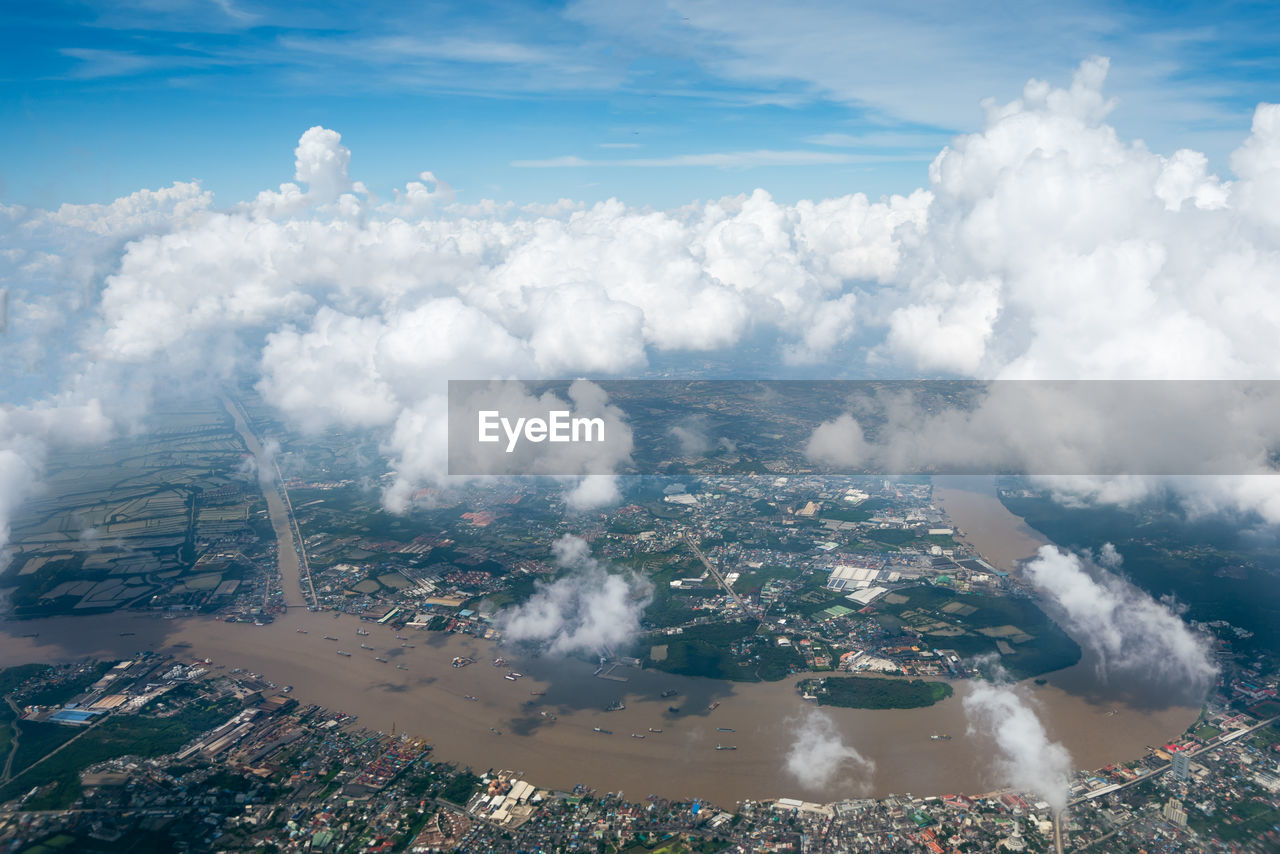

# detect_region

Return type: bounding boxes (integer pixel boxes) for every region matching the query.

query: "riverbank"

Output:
[0,476,1202,805]
[0,597,1197,805]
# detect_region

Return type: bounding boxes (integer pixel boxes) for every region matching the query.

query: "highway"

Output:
[1054,714,1279,853]
[1067,713,1277,808]
[683,532,756,619]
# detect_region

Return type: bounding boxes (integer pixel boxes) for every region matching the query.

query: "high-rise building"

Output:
[1172,750,1191,782]
[1163,797,1188,827]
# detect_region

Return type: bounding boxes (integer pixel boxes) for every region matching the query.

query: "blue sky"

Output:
[3,0,1279,209]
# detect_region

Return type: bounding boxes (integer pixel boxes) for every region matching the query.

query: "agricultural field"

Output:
[872,584,1081,679]
[1,400,264,617]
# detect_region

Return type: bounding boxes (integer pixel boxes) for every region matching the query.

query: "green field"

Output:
[643,622,802,682]
[0,665,53,762]
[799,675,953,709]
[0,697,241,810]
[873,584,1081,679]
[2,401,262,617]
[1188,798,1280,843]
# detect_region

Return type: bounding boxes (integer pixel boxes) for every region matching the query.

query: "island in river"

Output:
[798,674,954,709]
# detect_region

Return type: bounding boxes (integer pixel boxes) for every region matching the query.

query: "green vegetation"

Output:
[1002,492,1280,655]
[644,622,802,682]
[799,675,953,709]
[644,622,756,680]
[1188,798,1280,842]
[10,721,82,776]
[22,662,115,708]
[621,834,733,854]
[640,552,704,629]
[439,770,482,805]
[485,574,539,609]
[874,584,1081,679]
[822,497,890,523]
[19,833,77,854]
[1247,724,1280,751]
[864,528,916,547]
[0,697,240,810]
[728,564,802,597]
[0,665,53,764]
[0,664,52,696]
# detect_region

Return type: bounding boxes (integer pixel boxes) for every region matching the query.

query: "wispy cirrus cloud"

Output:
[58,47,227,80]
[512,149,929,169]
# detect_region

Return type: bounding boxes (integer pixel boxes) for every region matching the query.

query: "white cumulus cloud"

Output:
[499,534,653,656]
[3,57,1280,552]
[964,672,1073,812]
[784,708,874,792]
[1022,545,1218,696]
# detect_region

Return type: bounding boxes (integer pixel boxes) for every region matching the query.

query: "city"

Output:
[0,397,1277,851]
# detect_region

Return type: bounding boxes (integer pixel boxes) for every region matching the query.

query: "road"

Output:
[1,696,21,784]
[1055,714,1280,852]
[3,712,109,791]
[1067,713,1277,807]
[220,395,316,610]
[683,532,756,619]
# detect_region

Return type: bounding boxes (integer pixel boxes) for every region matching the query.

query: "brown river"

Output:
[0,478,1197,805]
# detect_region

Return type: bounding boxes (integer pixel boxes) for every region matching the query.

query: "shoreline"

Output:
[0,479,1199,805]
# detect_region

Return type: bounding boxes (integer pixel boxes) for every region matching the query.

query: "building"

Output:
[1001,822,1027,851]
[1163,797,1188,827]
[1171,750,1191,782]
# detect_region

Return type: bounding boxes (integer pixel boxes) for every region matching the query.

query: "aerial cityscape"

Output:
[4,2,1280,853]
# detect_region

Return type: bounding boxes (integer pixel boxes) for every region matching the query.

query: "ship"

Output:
[648,727,663,733]
[400,643,415,648]
[593,727,612,734]
[451,657,472,668]
[931,734,952,741]
[707,702,720,711]
[296,628,307,634]
[505,674,518,681]
[606,700,626,712]
[323,635,338,641]
[356,628,370,636]
[631,733,645,739]
[336,650,352,656]
[360,643,374,650]
[509,671,524,678]
[464,695,478,701]
[715,744,736,750]
[375,657,388,663]
[668,706,681,714]
[396,664,408,670]
[717,727,735,732]
[119,632,135,637]
[530,690,545,696]
[395,635,407,640]
[493,658,506,666]
[660,689,678,698]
